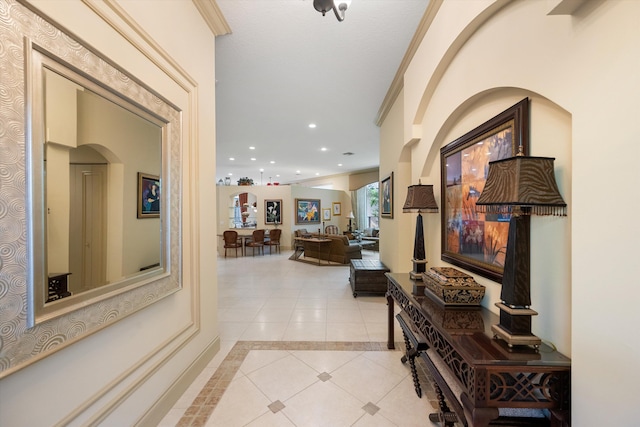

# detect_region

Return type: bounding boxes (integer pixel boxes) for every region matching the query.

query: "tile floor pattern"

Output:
[159,250,442,427]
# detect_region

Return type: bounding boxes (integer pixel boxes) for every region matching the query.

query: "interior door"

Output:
[69,164,107,293]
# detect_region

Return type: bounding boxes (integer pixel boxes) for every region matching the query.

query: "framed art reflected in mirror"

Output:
[440,98,529,282]
[138,173,161,218]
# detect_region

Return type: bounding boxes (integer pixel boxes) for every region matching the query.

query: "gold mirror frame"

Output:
[0,0,182,378]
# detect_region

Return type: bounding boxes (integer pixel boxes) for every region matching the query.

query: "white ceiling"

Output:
[215,0,429,186]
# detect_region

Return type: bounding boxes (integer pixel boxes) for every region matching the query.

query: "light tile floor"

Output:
[159,250,440,427]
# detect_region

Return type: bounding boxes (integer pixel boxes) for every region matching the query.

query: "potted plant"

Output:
[237,177,254,186]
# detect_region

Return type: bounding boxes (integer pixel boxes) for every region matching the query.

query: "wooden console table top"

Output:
[386,273,571,426]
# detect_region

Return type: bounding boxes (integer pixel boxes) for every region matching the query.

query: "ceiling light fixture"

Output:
[314,0,351,22]
[308,123,317,129]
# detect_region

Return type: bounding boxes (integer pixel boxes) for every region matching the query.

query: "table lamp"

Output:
[347,212,355,232]
[403,181,439,280]
[476,150,566,348]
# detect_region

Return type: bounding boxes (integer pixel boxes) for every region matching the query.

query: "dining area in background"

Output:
[220,228,281,257]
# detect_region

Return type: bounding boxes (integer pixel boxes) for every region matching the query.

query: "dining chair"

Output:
[246,229,265,256]
[264,228,281,254]
[223,230,242,257]
[325,225,339,235]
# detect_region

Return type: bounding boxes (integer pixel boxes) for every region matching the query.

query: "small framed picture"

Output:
[381,172,393,218]
[137,172,160,218]
[332,202,341,216]
[323,208,331,221]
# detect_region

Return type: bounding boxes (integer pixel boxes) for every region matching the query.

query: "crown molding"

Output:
[192,0,231,36]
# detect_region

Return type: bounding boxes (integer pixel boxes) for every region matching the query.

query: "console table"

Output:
[386,273,571,427]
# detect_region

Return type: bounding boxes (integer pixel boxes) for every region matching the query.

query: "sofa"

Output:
[303,234,362,264]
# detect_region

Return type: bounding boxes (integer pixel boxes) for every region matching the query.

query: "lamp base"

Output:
[409,259,428,280]
[492,303,541,349]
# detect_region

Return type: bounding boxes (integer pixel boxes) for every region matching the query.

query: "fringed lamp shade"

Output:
[403,184,439,213]
[475,155,566,348]
[476,156,566,216]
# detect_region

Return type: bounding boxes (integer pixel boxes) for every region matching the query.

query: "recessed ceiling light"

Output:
[276,174,280,177]
[270,160,275,164]
[227,173,233,176]
[229,157,235,161]
[315,172,320,176]
[321,147,327,151]
[296,170,301,174]
[259,168,264,172]
[251,157,256,161]
[249,146,256,150]
[308,123,316,129]
[338,163,343,166]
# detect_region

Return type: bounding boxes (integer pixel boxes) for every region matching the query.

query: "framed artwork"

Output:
[332,202,341,216]
[265,199,282,224]
[295,198,321,224]
[323,208,331,221]
[381,172,393,218]
[440,98,529,282]
[137,172,160,218]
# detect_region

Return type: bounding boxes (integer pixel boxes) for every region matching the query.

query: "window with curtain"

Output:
[355,182,379,230]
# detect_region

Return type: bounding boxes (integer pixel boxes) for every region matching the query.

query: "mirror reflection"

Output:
[43,68,162,303]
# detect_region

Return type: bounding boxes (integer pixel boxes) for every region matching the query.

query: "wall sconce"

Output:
[476,151,566,348]
[313,0,351,22]
[403,181,439,280]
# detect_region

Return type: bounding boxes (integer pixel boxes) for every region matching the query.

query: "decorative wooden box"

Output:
[421,267,485,306]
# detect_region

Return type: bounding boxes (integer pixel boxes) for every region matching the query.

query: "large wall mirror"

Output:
[0,0,182,377]
[30,53,167,325]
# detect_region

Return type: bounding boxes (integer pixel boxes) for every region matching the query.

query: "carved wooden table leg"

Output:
[400,330,423,398]
[386,292,395,349]
[428,382,458,427]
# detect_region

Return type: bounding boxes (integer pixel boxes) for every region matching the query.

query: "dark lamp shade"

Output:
[403,184,439,213]
[476,156,566,216]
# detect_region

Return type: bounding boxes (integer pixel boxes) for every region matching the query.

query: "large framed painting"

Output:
[265,199,282,224]
[440,98,529,282]
[295,198,321,224]
[381,172,393,218]
[137,172,160,218]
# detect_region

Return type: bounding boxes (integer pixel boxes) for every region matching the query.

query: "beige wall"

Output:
[380,1,640,425]
[0,0,219,425]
